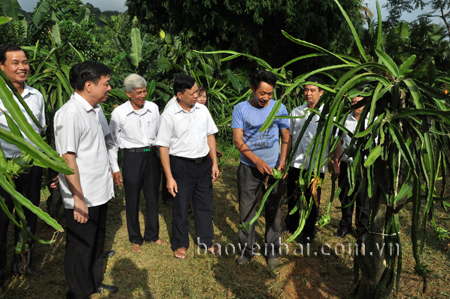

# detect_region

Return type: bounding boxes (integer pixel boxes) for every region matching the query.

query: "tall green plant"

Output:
[0,18,74,268]
[201,0,450,297]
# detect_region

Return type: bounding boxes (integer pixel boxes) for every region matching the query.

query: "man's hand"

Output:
[113,171,123,186]
[329,161,340,180]
[211,164,220,181]
[255,158,273,175]
[73,197,89,224]
[50,176,59,189]
[277,160,288,179]
[167,177,178,197]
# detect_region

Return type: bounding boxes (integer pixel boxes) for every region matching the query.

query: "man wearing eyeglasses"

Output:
[156,74,220,259]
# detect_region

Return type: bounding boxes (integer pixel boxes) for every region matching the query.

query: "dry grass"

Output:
[0,157,449,298]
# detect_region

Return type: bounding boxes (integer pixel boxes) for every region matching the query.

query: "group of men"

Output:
[0,43,371,298]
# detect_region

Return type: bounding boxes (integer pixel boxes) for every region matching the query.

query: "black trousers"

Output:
[0,165,42,278]
[65,203,108,299]
[237,163,285,258]
[170,156,214,251]
[338,162,370,234]
[285,167,324,238]
[122,149,161,245]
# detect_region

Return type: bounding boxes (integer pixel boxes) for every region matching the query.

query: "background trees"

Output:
[125,0,364,72]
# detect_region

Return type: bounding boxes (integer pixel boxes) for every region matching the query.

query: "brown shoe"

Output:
[154,239,168,246]
[174,247,187,259]
[131,244,141,253]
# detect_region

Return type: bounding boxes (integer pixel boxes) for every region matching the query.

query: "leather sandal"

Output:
[174,247,187,259]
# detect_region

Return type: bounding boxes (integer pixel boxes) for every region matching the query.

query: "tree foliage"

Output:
[125,0,364,71]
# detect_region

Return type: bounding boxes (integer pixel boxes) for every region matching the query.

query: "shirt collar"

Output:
[174,99,200,114]
[73,92,98,112]
[21,83,37,97]
[124,100,153,116]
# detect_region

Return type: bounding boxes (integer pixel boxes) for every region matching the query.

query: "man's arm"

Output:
[232,128,272,175]
[106,113,123,186]
[159,146,177,197]
[277,128,291,174]
[62,152,89,224]
[207,134,219,181]
[329,139,342,179]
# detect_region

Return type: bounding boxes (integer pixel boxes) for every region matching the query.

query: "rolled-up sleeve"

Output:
[107,110,121,173]
[155,113,172,148]
[55,111,79,155]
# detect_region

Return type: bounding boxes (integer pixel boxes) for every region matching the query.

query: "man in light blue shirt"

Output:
[232,70,290,269]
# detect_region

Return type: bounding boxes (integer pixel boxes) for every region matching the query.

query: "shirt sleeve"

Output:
[98,108,110,137]
[278,104,290,130]
[107,110,121,173]
[155,113,173,148]
[55,111,80,155]
[38,92,46,129]
[206,108,218,136]
[231,104,243,129]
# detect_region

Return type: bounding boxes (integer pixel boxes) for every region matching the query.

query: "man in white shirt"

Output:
[107,73,167,253]
[54,61,117,298]
[284,76,330,244]
[156,74,219,259]
[0,44,46,281]
[333,94,371,239]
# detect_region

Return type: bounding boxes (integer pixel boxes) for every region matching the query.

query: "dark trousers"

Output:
[338,162,370,234]
[122,149,161,245]
[285,167,324,238]
[65,203,108,299]
[170,156,214,251]
[0,165,42,278]
[237,163,285,258]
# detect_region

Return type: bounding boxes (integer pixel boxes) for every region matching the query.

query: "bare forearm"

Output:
[207,135,218,166]
[62,153,84,201]
[159,147,173,179]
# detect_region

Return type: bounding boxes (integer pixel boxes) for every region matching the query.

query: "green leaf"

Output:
[364,145,382,167]
[404,79,424,109]
[333,0,368,62]
[225,69,242,93]
[375,49,399,78]
[31,0,49,28]
[0,173,63,232]
[51,11,61,45]
[0,16,12,25]
[1,0,23,25]
[282,30,356,66]
[129,27,143,68]
[260,100,282,132]
[399,55,416,78]
[376,0,383,51]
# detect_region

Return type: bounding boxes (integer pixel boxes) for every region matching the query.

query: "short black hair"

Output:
[305,76,324,91]
[69,60,111,91]
[173,74,196,96]
[250,70,277,91]
[0,44,26,64]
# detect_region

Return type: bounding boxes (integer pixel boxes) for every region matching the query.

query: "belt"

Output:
[173,155,209,164]
[123,146,155,153]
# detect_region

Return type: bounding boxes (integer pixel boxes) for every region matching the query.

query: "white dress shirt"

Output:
[54,92,114,209]
[107,100,160,173]
[341,112,372,163]
[156,101,218,158]
[0,83,46,158]
[289,104,329,173]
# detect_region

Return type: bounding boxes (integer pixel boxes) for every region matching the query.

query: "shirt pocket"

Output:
[146,117,158,140]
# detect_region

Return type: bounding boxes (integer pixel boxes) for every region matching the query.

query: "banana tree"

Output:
[200,0,450,297]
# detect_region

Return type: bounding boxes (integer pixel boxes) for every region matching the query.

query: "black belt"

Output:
[123,146,155,153]
[172,155,209,164]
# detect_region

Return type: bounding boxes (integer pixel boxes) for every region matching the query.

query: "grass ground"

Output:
[0,153,449,298]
